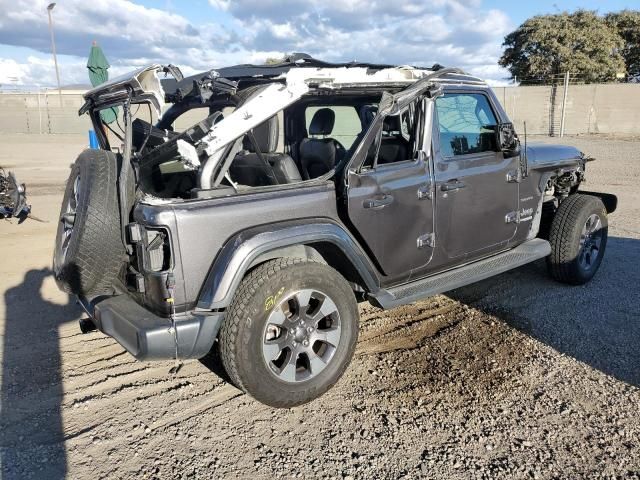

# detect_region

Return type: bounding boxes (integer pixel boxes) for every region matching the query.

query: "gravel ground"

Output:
[0,134,639,479]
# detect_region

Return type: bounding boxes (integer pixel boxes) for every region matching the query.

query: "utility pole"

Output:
[47,3,63,107]
[559,71,569,138]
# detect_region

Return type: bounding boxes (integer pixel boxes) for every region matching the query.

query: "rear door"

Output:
[432,90,519,260]
[346,98,435,284]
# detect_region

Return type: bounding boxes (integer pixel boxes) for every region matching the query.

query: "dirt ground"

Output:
[1,133,639,479]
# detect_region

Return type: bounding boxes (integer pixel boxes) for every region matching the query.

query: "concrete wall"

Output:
[0,91,91,134]
[494,83,640,136]
[1,83,639,136]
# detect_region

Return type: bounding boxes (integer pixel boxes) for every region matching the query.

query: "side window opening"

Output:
[135,91,386,197]
[297,101,383,180]
[227,113,304,188]
[296,105,358,180]
[225,101,379,188]
[343,103,379,170]
[222,100,375,188]
[400,109,412,141]
[436,93,498,157]
[375,99,421,166]
[304,106,361,149]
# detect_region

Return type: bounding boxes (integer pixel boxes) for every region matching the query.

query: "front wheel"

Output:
[219,258,359,408]
[547,194,608,285]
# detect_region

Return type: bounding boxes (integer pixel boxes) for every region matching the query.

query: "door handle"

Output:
[363,194,394,209]
[440,180,466,192]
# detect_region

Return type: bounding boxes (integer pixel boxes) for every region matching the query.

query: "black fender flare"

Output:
[196,219,381,310]
[579,190,617,214]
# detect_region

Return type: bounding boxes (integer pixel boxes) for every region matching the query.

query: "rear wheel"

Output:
[547,194,608,285]
[53,149,124,297]
[219,258,359,408]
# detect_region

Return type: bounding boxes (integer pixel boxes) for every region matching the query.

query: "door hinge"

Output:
[506,169,522,183]
[505,211,519,224]
[417,183,433,200]
[417,233,435,249]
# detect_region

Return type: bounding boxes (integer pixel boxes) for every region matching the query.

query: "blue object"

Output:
[88,130,99,149]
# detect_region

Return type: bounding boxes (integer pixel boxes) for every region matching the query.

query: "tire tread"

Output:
[547,193,607,284]
[219,258,358,407]
[219,257,304,392]
[55,149,124,297]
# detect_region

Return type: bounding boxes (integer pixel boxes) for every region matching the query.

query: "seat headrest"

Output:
[243,115,279,153]
[359,105,377,130]
[308,108,335,136]
[383,115,402,134]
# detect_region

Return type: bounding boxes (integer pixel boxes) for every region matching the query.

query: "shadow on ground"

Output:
[0,239,637,478]
[1,269,80,480]
[448,236,640,388]
[199,341,233,384]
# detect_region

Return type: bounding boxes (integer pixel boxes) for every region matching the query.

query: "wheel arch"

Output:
[196,219,381,310]
[578,191,617,214]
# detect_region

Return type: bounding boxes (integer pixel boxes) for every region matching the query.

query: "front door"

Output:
[346,98,435,284]
[432,91,519,260]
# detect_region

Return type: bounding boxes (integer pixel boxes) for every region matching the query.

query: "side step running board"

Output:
[371,238,551,310]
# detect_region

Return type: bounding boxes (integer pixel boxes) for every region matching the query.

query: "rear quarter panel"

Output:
[134,183,342,310]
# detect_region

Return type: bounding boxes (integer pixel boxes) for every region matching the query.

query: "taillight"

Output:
[145,229,171,272]
[126,222,172,275]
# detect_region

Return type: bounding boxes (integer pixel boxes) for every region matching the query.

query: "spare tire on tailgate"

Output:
[53,149,125,298]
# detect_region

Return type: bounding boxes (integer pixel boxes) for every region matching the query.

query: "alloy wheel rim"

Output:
[262,289,342,383]
[578,213,603,271]
[58,174,80,263]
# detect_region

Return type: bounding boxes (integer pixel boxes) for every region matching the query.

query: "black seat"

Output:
[230,116,302,186]
[378,115,409,164]
[344,104,378,164]
[299,108,343,179]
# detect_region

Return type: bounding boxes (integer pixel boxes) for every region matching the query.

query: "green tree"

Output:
[605,10,640,79]
[499,10,626,84]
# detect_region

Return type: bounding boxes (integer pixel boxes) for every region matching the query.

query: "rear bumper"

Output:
[91,294,223,361]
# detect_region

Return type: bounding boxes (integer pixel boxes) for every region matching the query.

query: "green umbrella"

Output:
[87,41,117,124]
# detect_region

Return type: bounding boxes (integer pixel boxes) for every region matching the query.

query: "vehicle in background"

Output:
[1,168,31,222]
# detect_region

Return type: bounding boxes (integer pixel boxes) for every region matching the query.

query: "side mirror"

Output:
[497,122,521,158]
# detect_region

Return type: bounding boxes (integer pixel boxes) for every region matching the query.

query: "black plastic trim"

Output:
[579,191,618,214]
[371,238,551,309]
[196,220,381,309]
[93,294,223,360]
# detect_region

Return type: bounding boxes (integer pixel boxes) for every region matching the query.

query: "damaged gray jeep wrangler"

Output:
[53,54,617,407]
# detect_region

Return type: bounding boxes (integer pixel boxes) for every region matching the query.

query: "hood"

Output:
[525,143,584,171]
[79,65,167,116]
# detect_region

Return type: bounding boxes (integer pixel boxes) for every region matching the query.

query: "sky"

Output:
[0,0,636,88]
